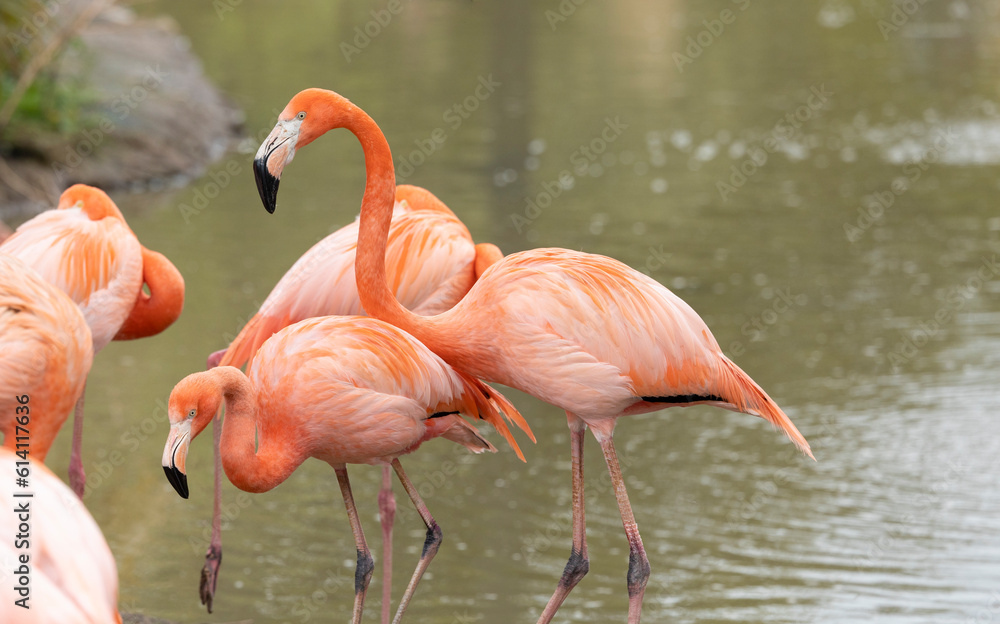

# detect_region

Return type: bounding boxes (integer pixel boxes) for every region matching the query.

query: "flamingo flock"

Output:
[0,86,812,624]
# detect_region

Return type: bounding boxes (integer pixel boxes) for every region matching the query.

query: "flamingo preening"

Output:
[0,184,185,497]
[196,184,503,616]
[254,88,813,624]
[162,315,532,624]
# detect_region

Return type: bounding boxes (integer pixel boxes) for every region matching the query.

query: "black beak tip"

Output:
[253,157,279,215]
[163,464,189,499]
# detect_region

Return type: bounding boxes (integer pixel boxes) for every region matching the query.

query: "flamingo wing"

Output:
[221,205,475,369]
[0,207,142,350]
[0,255,93,460]
[0,450,119,623]
[249,316,528,462]
[460,249,810,454]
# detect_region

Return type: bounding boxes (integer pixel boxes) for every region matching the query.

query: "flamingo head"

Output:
[57,184,125,221]
[254,88,355,214]
[161,371,224,499]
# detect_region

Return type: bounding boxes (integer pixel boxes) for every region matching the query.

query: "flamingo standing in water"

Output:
[253,88,813,624]
[0,447,121,623]
[197,184,503,616]
[0,254,92,461]
[0,184,185,497]
[161,315,532,624]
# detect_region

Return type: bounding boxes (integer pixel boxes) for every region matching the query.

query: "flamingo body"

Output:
[0,254,93,460]
[0,448,119,623]
[252,88,812,624]
[0,184,184,497]
[162,316,530,623]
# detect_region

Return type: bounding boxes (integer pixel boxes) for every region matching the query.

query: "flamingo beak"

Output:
[253,120,299,214]
[162,421,191,499]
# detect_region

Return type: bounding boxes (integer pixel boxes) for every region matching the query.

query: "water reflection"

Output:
[42,0,1000,622]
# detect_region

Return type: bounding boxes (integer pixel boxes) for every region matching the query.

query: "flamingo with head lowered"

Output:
[195,184,504,617]
[0,184,185,498]
[253,88,813,624]
[162,315,532,624]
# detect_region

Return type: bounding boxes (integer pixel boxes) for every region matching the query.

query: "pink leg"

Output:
[199,409,224,613]
[336,466,375,624]
[68,385,87,498]
[390,458,442,624]
[379,464,396,624]
[595,429,650,624]
[537,413,589,624]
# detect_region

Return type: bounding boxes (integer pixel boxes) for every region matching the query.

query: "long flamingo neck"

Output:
[214,367,300,493]
[349,106,442,347]
[113,247,185,340]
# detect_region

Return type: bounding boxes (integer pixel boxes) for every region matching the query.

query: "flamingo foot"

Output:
[200,544,222,613]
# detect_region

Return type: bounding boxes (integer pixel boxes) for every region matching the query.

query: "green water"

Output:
[41,1,1000,622]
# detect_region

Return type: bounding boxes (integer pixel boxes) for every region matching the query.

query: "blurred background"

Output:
[2,1,999,622]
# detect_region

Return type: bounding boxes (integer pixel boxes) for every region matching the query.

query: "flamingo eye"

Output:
[188,409,196,419]
[296,111,306,120]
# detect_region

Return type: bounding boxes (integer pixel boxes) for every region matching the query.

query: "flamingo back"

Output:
[220,202,476,369]
[0,449,119,623]
[451,248,810,454]
[1,204,142,350]
[247,316,529,464]
[0,255,93,460]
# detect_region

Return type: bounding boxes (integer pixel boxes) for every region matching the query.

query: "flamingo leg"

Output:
[336,466,375,624]
[68,384,87,498]
[595,430,650,624]
[537,413,590,624]
[199,408,224,613]
[379,463,396,624]
[390,458,442,624]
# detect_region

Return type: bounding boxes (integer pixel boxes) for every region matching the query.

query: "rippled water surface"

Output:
[43,1,1000,622]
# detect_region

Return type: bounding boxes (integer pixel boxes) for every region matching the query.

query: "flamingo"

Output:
[0,254,93,462]
[253,88,814,624]
[196,184,503,616]
[0,184,185,497]
[161,315,533,624]
[0,447,121,623]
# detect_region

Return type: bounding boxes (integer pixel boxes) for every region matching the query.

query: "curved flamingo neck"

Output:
[113,247,185,340]
[212,367,301,493]
[348,104,442,347]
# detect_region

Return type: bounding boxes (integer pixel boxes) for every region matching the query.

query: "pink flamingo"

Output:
[0,448,120,623]
[161,315,532,624]
[195,184,502,616]
[0,184,185,497]
[0,254,92,462]
[253,88,813,624]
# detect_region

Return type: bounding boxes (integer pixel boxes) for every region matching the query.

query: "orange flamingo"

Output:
[0,447,120,623]
[0,254,92,462]
[0,184,185,497]
[254,88,813,624]
[198,184,502,616]
[161,315,532,624]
